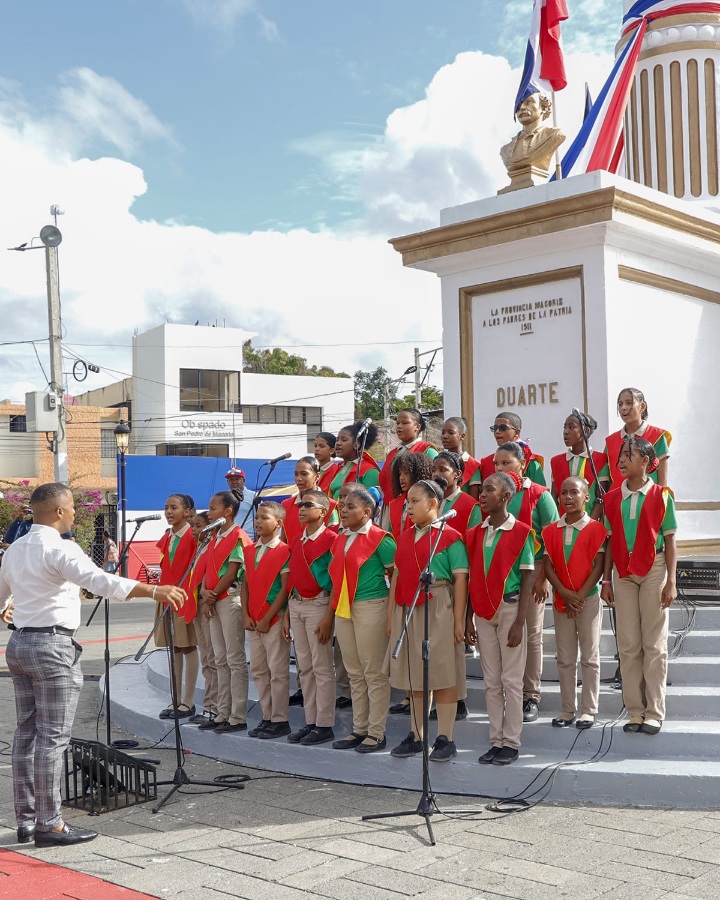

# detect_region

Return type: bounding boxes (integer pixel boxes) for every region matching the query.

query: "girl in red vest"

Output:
[601,438,677,736]
[328,422,381,500]
[314,432,338,496]
[155,493,199,720]
[387,479,469,763]
[466,472,536,765]
[187,510,218,726]
[388,452,434,540]
[478,412,546,487]
[317,487,396,753]
[550,411,607,519]
[284,490,337,746]
[543,476,608,730]
[197,491,253,734]
[440,416,482,499]
[601,388,672,488]
[494,441,559,723]
[281,456,338,545]
[378,409,438,504]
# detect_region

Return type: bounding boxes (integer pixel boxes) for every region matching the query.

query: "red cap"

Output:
[225,467,245,479]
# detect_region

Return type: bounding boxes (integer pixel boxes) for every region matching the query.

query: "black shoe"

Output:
[188,710,216,725]
[389,699,411,715]
[35,823,98,847]
[332,732,367,750]
[335,696,352,709]
[213,721,247,734]
[478,746,502,764]
[429,707,437,720]
[288,690,304,707]
[522,699,539,723]
[288,724,315,744]
[300,726,335,746]
[159,706,174,719]
[576,715,595,730]
[492,746,519,766]
[455,700,468,721]
[248,719,271,737]
[174,704,196,719]
[390,731,423,758]
[257,721,291,739]
[199,717,224,730]
[552,715,575,728]
[355,735,386,754]
[17,824,35,844]
[429,735,457,763]
[640,719,662,735]
[623,718,643,733]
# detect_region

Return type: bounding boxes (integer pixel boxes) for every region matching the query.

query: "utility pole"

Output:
[414,348,421,407]
[44,240,68,483]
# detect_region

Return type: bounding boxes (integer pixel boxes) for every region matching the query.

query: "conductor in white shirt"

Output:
[0,483,187,848]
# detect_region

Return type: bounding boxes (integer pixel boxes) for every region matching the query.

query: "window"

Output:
[100,428,118,458]
[179,369,240,413]
[241,405,323,452]
[156,443,230,458]
[9,415,27,433]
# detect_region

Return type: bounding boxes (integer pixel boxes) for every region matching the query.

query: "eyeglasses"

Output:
[489,424,514,433]
[297,501,325,510]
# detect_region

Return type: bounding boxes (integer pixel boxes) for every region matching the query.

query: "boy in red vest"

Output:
[543,477,607,729]
[284,490,337,745]
[242,501,292,739]
[601,438,677,736]
[466,472,536,765]
[475,412,546,488]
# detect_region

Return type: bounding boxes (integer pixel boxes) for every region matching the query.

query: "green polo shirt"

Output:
[526,458,546,487]
[329,461,380,499]
[213,529,246,581]
[343,532,397,601]
[480,517,536,595]
[296,531,333,595]
[507,483,559,560]
[604,483,677,552]
[395,526,469,582]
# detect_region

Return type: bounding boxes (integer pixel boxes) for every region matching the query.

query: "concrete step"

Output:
[543,628,719,656]
[543,601,720,630]
[105,655,720,807]
[538,655,720,686]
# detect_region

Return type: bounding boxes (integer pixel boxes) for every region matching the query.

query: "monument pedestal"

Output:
[390,171,720,551]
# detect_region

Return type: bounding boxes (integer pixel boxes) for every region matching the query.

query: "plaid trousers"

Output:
[6,631,84,831]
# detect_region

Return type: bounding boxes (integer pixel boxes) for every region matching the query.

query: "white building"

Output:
[75,323,354,459]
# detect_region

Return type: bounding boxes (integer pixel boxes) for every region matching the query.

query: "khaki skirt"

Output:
[154,601,197,649]
[388,581,456,691]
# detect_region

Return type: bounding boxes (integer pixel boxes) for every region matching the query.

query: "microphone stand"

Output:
[354,428,370,483]
[363,520,482,846]
[240,459,280,533]
[134,532,249,812]
[86,519,144,748]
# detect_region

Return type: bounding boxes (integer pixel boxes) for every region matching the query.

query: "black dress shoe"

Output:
[300,726,335,746]
[288,690,304,707]
[288,724,315,743]
[332,732,367,750]
[257,721,291,739]
[335,696,352,709]
[17,824,35,843]
[213,721,247,734]
[35,823,98,846]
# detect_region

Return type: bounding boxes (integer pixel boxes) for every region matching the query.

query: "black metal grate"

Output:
[62,738,157,814]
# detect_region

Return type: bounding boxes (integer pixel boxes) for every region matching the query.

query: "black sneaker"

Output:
[257,721,291,740]
[288,690,304,707]
[248,719,271,737]
[492,746,519,766]
[288,724,315,744]
[390,731,423,758]
[523,699,539,722]
[455,700,468,721]
[478,746,502,764]
[429,735,457,763]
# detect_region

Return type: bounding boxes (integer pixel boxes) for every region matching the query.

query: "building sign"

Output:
[173,418,234,440]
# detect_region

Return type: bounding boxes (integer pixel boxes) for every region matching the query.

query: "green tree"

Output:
[242,341,348,378]
[398,385,444,413]
[354,367,397,421]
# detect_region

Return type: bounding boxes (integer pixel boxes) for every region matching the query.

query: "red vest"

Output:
[467,519,533,620]
[393,525,463,606]
[242,541,291,625]
[443,492,480,535]
[157,529,197,622]
[603,483,669,578]
[287,529,336,599]
[460,455,481,490]
[550,451,608,514]
[516,482,549,528]
[200,525,252,601]
[318,463,339,495]
[605,425,671,487]
[378,441,435,501]
[281,495,338,546]
[328,525,387,610]
[332,452,380,498]
[389,494,412,539]
[542,519,608,612]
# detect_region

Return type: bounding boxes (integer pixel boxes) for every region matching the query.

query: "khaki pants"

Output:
[523,595,545,702]
[209,592,248,725]
[248,622,290,722]
[476,603,527,749]
[553,595,602,717]
[334,598,390,740]
[334,642,351,700]
[455,640,467,702]
[194,598,218,715]
[289,597,336,728]
[614,554,669,721]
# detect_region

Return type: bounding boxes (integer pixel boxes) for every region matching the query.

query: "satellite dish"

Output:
[39,225,62,248]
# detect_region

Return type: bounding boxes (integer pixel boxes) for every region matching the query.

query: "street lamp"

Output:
[383,365,418,450]
[114,418,131,577]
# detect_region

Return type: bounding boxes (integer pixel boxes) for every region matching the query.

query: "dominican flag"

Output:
[514,0,569,112]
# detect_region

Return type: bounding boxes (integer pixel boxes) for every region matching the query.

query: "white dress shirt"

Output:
[0,524,137,630]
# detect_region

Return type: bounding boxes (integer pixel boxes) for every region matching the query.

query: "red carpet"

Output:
[0,848,157,900]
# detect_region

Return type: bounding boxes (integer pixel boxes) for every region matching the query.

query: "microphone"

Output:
[267,452,292,465]
[356,417,373,436]
[200,517,226,534]
[433,509,457,526]
[127,514,162,523]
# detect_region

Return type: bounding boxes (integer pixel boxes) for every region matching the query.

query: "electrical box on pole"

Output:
[25,391,59,432]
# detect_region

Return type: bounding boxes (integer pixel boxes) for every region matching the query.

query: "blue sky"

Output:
[0,0,620,398]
